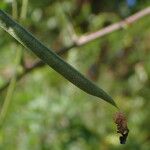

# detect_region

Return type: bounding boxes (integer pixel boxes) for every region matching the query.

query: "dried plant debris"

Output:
[114,112,129,144]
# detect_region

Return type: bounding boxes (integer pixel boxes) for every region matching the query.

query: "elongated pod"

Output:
[0,10,117,107]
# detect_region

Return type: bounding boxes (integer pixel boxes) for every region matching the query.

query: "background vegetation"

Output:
[0,0,150,149]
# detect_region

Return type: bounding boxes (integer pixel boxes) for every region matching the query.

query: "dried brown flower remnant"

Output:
[114,112,129,144]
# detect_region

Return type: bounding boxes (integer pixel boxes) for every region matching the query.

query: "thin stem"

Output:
[0,76,16,126]
[0,1,28,126]
[20,0,28,20]
[0,47,22,126]
[12,0,18,19]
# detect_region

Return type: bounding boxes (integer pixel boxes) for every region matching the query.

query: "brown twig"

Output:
[0,7,150,93]
[75,7,150,46]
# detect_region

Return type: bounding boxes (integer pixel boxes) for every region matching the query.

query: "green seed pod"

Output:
[0,10,117,107]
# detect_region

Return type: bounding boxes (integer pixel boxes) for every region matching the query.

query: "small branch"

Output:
[76,7,150,46]
[0,7,150,93]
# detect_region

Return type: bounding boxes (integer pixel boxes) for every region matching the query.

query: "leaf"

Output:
[0,10,117,107]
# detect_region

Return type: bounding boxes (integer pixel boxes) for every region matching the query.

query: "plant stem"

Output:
[0,1,28,126]
[20,0,28,20]
[12,0,18,19]
[0,47,22,126]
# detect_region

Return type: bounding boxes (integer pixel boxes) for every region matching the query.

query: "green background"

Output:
[0,0,150,149]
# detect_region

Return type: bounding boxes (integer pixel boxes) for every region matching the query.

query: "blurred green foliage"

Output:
[0,0,150,149]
